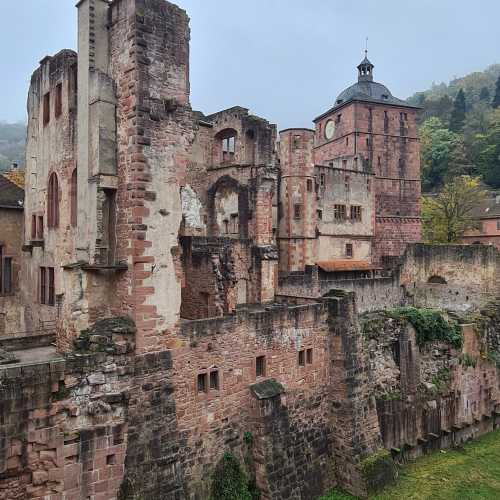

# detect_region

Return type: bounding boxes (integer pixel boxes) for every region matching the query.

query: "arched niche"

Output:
[207,176,249,238]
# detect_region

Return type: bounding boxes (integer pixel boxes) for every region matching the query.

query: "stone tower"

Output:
[278,128,317,272]
[313,53,421,263]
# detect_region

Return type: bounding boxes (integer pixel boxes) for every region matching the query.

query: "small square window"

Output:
[298,350,305,366]
[306,348,313,364]
[197,373,207,393]
[256,356,266,377]
[209,370,219,390]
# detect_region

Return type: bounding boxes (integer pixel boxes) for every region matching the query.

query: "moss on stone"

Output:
[360,449,398,494]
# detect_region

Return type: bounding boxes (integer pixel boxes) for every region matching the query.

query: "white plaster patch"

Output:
[181,185,204,229]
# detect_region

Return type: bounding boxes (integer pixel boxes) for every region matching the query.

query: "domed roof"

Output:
[335,80,408,107]
[314,53,419,122]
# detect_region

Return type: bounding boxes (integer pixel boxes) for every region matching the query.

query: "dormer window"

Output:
[381,94,389,100]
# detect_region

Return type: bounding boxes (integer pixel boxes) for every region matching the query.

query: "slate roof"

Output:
[0,170,25,209]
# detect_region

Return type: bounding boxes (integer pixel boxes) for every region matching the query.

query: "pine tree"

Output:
[479,86,490,102]
[449,88,466,132]
[493,75,500,108]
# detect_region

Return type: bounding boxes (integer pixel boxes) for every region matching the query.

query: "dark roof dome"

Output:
[334,52,417,108]
[335,80,408,107]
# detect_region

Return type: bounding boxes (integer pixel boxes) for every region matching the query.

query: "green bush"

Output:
[385,307,463,348]
[210,453,253,500]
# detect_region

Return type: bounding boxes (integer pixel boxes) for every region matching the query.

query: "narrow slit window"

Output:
[31,214,37,239]
[346,243,353,258]
[256,356,266,377]
[48,267,55,306]
[55,83,62,118]
[43,92,50,125]
[307,179,313,192]
[40,267,47,304]
[37,216,44,240]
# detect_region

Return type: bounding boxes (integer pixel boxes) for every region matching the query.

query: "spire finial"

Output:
[365,37,368,57]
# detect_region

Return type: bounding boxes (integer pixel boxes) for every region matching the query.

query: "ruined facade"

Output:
[0,1,499,499]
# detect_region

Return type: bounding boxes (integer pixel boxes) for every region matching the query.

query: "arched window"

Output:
[70,168,77,227]
[47,172,59,228]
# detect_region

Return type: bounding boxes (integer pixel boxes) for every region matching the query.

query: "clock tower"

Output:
[313,53,421,264]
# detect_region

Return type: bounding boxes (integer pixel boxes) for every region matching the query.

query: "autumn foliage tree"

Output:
[422,176,487,243]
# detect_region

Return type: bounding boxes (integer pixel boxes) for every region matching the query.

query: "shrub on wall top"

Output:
[385,307,463,349]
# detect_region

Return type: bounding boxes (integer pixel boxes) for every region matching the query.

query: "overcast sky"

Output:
[1,0,499,129]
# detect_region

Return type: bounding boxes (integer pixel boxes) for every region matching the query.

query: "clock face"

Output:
[324,120,335,140]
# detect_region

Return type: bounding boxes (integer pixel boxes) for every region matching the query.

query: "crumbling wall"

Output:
[362,310,500,460]
[0,317,137,500]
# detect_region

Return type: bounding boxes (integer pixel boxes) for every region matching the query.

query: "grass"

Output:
[320,428,500,499]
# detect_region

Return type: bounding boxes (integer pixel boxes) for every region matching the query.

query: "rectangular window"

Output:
[256,355,266,377]
[197,373,207,393]
[320,174,325,187]
[31,214,37,239]
[39,266,55,305]
[294,204,301,220]
[336,114,342,123]
[0,248,12,295]
[209,370,219,390]
[497,220,500,230]
[37,216,44,240]
[298,350,305,366]
[307,179,313,192]
[342,159,347,169]
[222,136,235,162]
[40,267,47,304]
[43,92,50,125]
[334,204,346,221]
[55,83,62,118]
[306,348,313,364]
[350,205,362,222]
[317,209,322,220]
[48,267,55,306]
[346,243,353,258]
[293,134,301,149]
